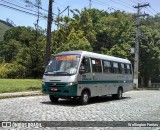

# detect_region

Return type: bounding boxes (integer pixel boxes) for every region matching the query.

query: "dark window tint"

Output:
[80,57,91,73]
[91,59,102,73]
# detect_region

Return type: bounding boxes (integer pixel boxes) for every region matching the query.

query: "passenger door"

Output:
[78,57,96,96]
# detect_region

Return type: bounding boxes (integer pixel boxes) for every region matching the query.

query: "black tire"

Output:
[79,90,90,105]
[49,95,59,103]
[112,88,123,100]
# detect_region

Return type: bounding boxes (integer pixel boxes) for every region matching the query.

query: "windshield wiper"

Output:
[56,71,71,75]
[44,71,71,76]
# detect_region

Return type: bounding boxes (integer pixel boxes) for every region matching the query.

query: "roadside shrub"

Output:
[0,63,13,78]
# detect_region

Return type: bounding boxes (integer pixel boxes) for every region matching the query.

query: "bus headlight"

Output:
[42,81,45,85]
[67,82,77,87]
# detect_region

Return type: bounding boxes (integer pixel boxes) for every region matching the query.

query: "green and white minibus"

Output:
[42,50,133,105]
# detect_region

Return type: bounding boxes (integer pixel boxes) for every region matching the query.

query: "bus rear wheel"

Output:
[49,95,59,103]
[79,90,90,105]
[112,88,123,100]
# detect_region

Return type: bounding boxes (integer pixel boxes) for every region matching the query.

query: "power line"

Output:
[93,0,135,13]
[130,0,137,4]
[20,0,57,16]
[0,0,49,19]
[93,0,121,11]
[59,6,69,16]
[11,0,28,8]
[118,0,133,7]
[0,3,40,17]
[145,7,155,16]
[1,0,38,14]
[149,6,158,15]
[110,0,134,11]
[0,0,67,25]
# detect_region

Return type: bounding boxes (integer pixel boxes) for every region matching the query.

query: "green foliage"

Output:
[139,26,160,85]
[107,43,132,59]
[0,20,12,41]
[1,26,45,78]
[0,63,13,78]
[0,39,22,62]
[62,29,92,51]
[0,8,160,85]
[94,11,135,51]
[79,9,96,45]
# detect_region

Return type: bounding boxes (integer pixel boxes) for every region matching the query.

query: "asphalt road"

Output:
[0,90,160,130]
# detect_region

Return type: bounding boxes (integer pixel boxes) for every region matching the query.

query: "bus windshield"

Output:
[44,55,80,76]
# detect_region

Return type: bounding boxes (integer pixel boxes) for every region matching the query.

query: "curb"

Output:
[133,88,160,91]
[0,91,43,99]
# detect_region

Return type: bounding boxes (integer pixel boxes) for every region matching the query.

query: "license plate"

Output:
[51,88,58,91]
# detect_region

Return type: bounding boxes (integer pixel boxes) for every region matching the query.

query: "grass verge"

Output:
[0,79,42,93]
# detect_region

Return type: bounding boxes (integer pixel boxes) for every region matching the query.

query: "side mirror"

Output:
[79,69,85,74]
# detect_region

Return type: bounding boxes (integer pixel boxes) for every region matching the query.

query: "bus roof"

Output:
[57,50,131,64]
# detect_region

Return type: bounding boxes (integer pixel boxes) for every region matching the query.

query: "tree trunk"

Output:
[141,77,144,87]
[148,76,152,87]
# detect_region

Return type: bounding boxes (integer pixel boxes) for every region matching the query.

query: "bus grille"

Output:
[45,82,66,88]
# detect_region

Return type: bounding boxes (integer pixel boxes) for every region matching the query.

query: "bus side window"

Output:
[103,60,112,73]
[80,57,91,73]
[124,64,131,74]
[113,62,119,73]
[91,59,102,73]
[121,63,125,74]
[126,64,131,74]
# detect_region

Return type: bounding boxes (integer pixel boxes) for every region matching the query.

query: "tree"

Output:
[79,9,96,47]
[0,39,22,62]
[1,26,45,78]
[93,11,135,52]
[139,26,160,86]
[55,28,92,53]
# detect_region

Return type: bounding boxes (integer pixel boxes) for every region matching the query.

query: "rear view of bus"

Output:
[42,50,133,105]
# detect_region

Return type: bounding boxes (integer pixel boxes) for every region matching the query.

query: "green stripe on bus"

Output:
[78,80,133,84]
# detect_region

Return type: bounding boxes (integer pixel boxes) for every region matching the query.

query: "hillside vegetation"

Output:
[0,20,13,41]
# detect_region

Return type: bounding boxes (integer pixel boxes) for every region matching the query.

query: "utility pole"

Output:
[36,1,40,33]
[45,0,53,67]
[89,0,92,9]
[68,6,70,17]
[133,3,149,89]
[57,8,60,30]
[56,6,69,29]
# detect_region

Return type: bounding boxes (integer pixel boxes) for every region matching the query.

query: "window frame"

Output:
[112,62,120,74]
[80,57,91,73]
[91,58,102,73]
[102,60,112,73]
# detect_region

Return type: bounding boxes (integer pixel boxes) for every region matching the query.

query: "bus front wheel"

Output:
[49,95,59,103]
[79,90,90,105]
[112,88,123,100]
